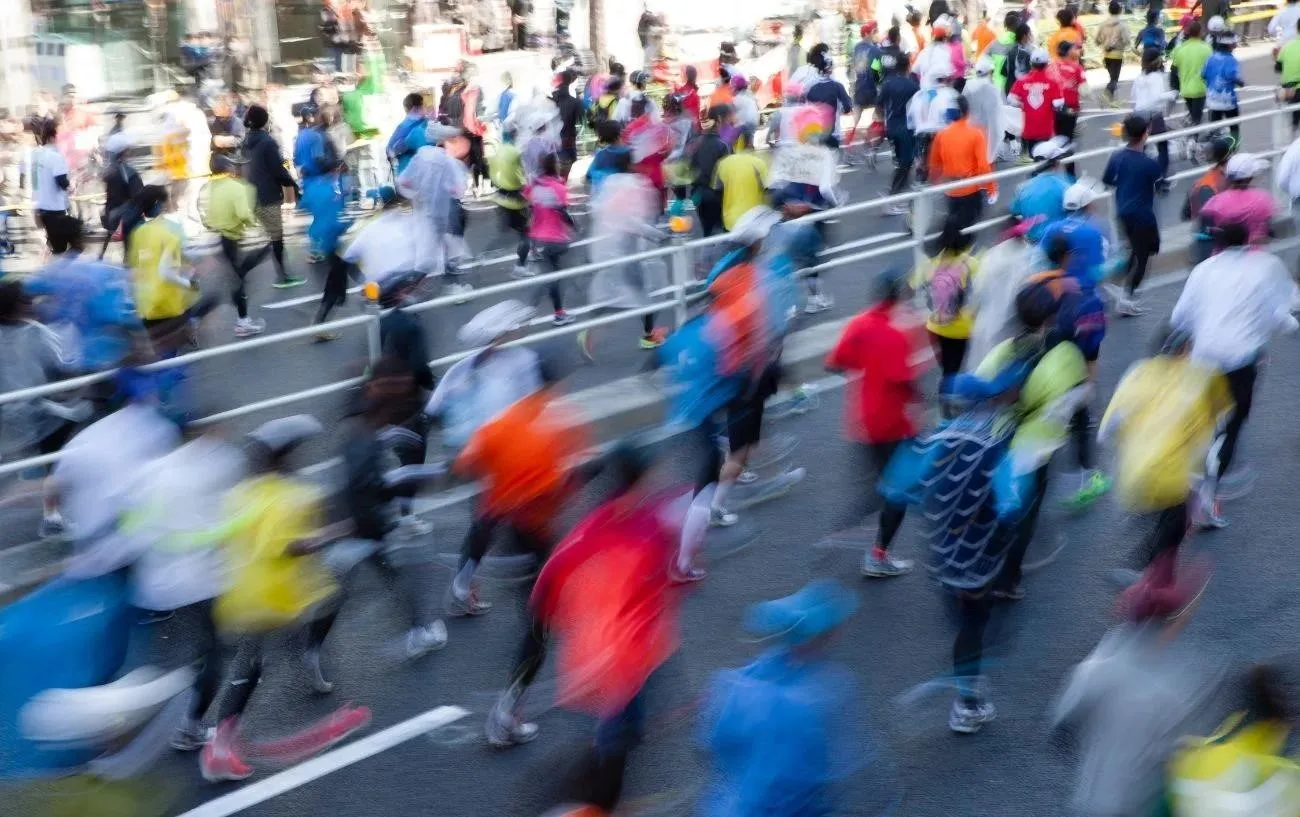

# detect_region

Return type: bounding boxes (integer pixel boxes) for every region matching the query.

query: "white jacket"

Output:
[1277,135,1300,199]
[907,86,959,134]
[963,77,1003,163]
[1130,71,1177,115]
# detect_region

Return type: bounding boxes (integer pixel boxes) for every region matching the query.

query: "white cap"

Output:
[457,299,536,346]
[248,414,325,454]
[730,206,782,245]
[1225,152,1269,181]
[1207,14,1227,32]
[1030,47,1050,65]
[1031,135,1074,161]
[102,132,133,157]
[975,56,994,75]
[1063,177,1105,211]
[925,62,954,84]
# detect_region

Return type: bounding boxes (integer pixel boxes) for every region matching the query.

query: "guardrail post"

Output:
[671,238,692,329]
[365,305,383,364]
[911,191,931,272]
[1272,108,1293,213]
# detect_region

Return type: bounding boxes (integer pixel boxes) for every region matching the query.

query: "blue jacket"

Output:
[25,255,141,372]
[1039,214,1107,293]
[658,314,743,428]
[1203,51,1240,111]
[1011,172,1072,243]
[387,114,429,175]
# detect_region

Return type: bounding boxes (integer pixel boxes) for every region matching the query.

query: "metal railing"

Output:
[0,101,1298,479]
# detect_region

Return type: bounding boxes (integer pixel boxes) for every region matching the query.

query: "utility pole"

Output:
[589,0,606,72]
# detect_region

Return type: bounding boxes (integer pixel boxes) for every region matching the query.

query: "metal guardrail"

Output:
[0,102,1297,479]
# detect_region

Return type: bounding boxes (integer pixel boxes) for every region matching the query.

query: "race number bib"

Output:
[768,143,837,189]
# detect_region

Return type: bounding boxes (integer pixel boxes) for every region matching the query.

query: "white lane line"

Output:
[818,231,909,257]
[175,706,468,817]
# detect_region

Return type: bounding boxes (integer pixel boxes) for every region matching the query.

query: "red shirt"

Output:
[827,304,932,443]
[1048,60,1085,110]
[675,83,702,123]
[1009,69,1065,141]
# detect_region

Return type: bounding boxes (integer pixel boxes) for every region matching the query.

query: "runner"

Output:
[928,96,997,234]
[962,58,1003,165]
[524,152,577,326]
[1131,48,1175,187]
[846,22,883,148]
[1008,48,1064,160]
[1095,3,1131,104]
[1199,152,1277,245]
[826,266,933,577]
[200,415,370,781]
[1102,115,1164,317]
[387,92,430,176]
[700,580,861,812]
[1170,221,1298,528]
[241,105,304,289]
[397,122,471,288]
[202,154,272,339]
[1182,136,1234,265]
[878,54,921,210]
[1011,136,1073,243]
[1170,20,1212,127]
[914,220,978,378]
[908,66,960,184]
[1098,324,1232,584]
[1204,26,1243,142]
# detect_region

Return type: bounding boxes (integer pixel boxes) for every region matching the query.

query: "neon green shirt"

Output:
[1171,38,1212,98]
[1280,38,1300,86]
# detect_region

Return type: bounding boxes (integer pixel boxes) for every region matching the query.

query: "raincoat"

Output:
[962,76,1003,164]
[587,173,666,308]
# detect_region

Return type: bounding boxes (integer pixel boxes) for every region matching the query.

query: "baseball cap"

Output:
[1225,152,1269,181]
[1031,135,1074,162]
[1063,177,1105,210]
[1207,14,1227,32]
[1030,47,1050,65]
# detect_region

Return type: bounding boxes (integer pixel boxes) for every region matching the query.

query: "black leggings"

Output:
[458,512,555,574]
[1217,361,1257,480]
[506,614,548,697]
[220,237,271,319]
[996,465,1050,593]
[1104,57,1122,97]
[1136,501,1188,571]
[1185,95,1206,126]
[533,241,566,314]
[499,205,529,266]
[1070,404,1095,472]
[932,333,968,377]
[696,189,724,237]
[314,253,351,324]
[1210,107,1241,142]
[691,417,725,493]
[952,589,993,705]
[181,599,223,724]
[866,441,907,552]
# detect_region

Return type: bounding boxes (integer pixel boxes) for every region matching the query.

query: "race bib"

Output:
[768,143,837,189]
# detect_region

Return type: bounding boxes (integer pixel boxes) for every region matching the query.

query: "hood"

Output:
[243,128,273,150]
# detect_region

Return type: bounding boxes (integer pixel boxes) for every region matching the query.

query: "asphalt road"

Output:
[63,253,1300,817]
[6,52,1300,816]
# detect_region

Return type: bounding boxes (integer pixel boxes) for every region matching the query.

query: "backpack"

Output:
[1138,26,1164,51]
[926,255,970,324]
[589,94,618,127]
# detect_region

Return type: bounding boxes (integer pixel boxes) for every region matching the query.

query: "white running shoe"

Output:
[234,317,267,338]
[709,507,739,527]
[404,621,449,659]
[1115,296,1147,317]
[486,704,540,748]
[510,264,536,279]
[804,293,834,314]
[949,699,997,734]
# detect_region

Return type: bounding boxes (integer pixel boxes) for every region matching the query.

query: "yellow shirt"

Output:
[128,217,197,321]
[213,474,337,634]
[713,151,769,232]
[203,174,258,240]
[914,251,978,339]
[1102,356,1233,512]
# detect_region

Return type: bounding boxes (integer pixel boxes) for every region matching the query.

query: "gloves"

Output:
[986,190,998,206]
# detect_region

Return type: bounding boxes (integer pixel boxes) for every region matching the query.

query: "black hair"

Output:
[1057,8,1075,26]
[1004,10,1021,29]
[1186,20,1202,38]
[663,94,683,116]
[1142,46,1164,71]
[605,76,624,95]
[887,24,902,43]
[1146,9,1159,24]
[595,118,622,145]
[609,61,626,77]
[135,184,169,218]
[684,64,698,84]
[1215,220,1249,249]
[0,280,27,324]
[1123,114,1150,143]
[403,92,424,112]
[1045,233,1070,267]
[954,95,970,119]
[36,117,57,145]
[244,104,269,130]
[1014,22,1032,43]
[630,95,649,118]
[1108,1,1121,13]
[793,23,804,38]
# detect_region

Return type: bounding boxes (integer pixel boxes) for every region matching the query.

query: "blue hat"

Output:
[746,580,858,646]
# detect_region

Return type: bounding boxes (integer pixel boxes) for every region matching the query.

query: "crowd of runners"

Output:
[8,0,1300,814]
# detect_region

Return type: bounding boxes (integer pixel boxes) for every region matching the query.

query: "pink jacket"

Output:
[1201,188,1277,245]
[525,176,574,244]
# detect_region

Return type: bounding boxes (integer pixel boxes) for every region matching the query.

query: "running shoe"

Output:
[577,329,595,362]
[1195,500,1229,530]
[234,317,267,338]
[139,609,176,624]
[737,470,759,485]
[397,515,434,538]
[446,585,493,617]
[1060,471,1113,511]
[510,264,536,279]
[444,282,474,304]
[171,720,214,752]
[804,293,834,314]
[709,507,739,527]
[303,649,334,694]
[200,720,254,782]
[552,311,576,327]
[404,621,449,659]
[272,276,307,289]
[949,699,997,734]
[991,584,1026,601]
[313,330,342,343]
[639,328,667,349]
[669,564,707,584]
[486,705,540,748]
[861,552,914,578]
[1215,467,1257,501]
[38,513,65,540]
[1116,297,1147,318]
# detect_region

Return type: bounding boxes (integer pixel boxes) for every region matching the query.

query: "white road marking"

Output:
[175,706,468,817]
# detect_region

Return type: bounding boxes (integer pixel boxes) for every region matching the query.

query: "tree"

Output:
[589,0,607,71]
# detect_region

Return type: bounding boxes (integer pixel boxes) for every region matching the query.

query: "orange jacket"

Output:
[928,118,995,198]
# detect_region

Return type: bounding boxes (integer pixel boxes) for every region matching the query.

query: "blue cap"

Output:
[746,580,858,646]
